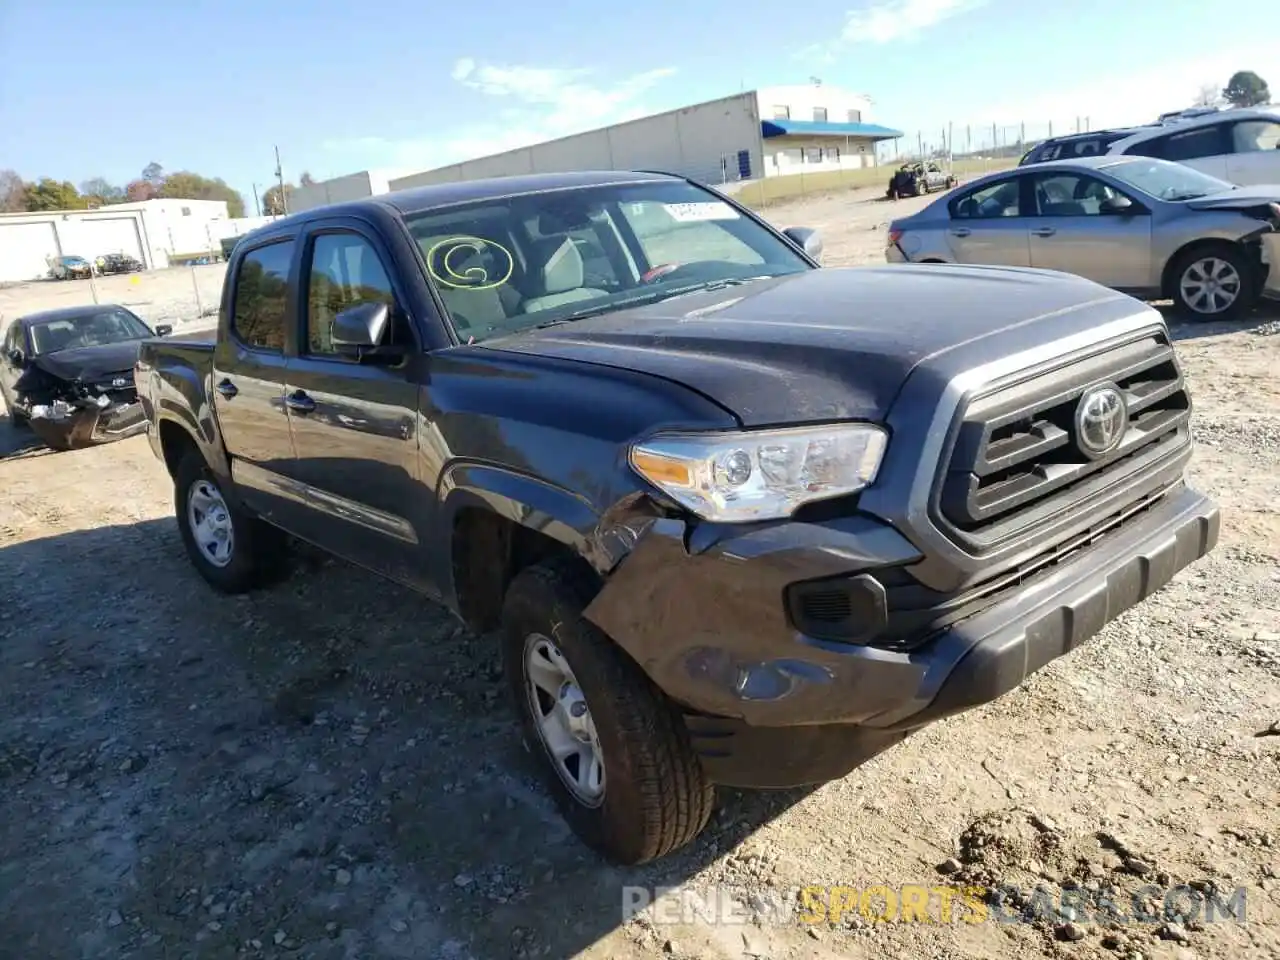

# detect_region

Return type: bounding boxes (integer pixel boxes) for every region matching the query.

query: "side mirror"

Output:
[154,324,173,337]
[1101,195,1135,215]
[331,302,392,358]
[783,226,824,264]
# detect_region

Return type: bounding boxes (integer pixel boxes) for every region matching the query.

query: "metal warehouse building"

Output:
[0,199,250,284]
[290,84,902,213]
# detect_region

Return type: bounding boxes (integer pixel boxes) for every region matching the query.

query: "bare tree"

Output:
[0,169,25,212]
[1192,83,1223,108]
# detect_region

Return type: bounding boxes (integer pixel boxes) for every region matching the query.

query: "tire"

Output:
[501,558,715,865]
[173,448,288,593]
[1169,243,1257,322]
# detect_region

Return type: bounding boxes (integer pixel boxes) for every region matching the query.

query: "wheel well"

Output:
[1160,238,1256,299]
[451,508,584,634]
[158,420,199,478]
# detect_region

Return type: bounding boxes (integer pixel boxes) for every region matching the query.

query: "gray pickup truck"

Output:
[134,170,1219,865]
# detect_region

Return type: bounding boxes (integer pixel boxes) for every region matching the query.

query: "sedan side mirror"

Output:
[783,226,824,264]
[332,302,396,360]
[154,324,173,337]
[1100,195,1135,215]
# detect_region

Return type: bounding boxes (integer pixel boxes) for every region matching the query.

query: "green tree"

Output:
[158,170,246,217]
[23,178,86,211]
[262,182,295,216]
[0,169,25,212]
[1222,70,1270,108]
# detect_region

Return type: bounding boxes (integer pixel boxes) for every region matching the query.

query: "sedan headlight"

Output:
[629,423,888,523]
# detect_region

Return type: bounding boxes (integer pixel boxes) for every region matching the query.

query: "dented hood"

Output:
[484,265,1138,427]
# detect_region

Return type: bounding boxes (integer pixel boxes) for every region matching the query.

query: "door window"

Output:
[1230,120,1280,153]
[1129,126,1226,162]
[952,179,1021,219]
[231,241,294,351]
[304,233,398,357]
[1029,173,1124,215]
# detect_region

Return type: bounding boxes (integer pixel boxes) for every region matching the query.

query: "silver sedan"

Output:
[885,155,1280,321]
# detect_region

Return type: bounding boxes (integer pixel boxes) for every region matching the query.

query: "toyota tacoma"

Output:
[134,170,1219,865]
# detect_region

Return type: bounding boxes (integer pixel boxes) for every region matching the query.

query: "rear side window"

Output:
[1230,119,1280,153]
[1128,126,1226,162]
[231,241,294,351]
[952,179,1021,219]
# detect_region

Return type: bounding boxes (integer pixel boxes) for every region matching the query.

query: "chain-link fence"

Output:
[696,119,1101,208]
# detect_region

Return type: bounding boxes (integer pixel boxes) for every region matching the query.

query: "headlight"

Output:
[629,423,888,523]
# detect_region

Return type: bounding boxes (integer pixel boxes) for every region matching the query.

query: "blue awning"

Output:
[761,119,903,140]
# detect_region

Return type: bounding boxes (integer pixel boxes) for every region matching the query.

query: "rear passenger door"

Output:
[1224,118,1280,186]
[944,176,1031,266]
[1125,124,1231,180]
[279,219,432,592]
[211,237,302,527]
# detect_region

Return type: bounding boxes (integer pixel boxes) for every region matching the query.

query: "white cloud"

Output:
[799,0,985,62]
[321,59,677,175]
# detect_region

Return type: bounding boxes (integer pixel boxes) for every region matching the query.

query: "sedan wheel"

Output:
[1180,257,1241,316]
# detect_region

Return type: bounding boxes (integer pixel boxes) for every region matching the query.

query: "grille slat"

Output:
[938,333,1190,537]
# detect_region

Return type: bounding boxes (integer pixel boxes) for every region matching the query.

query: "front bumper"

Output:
[29,400,148,449]
[584,484,1218,788]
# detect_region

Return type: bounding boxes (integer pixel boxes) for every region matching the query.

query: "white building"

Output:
[287,83,902,213]
[0,198,276,283]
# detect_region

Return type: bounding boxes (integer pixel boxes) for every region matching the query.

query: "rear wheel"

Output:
[501,558,714,865]
[173,449,288,593]
[1170,243,1257,321]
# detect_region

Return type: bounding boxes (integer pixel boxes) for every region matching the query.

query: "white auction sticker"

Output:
[662,201,740,222]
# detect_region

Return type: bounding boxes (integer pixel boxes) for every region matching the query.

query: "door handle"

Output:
[949,227,971,237]
[1032,227,1057,237]
[285,391,316,414]
[215,379,238,399]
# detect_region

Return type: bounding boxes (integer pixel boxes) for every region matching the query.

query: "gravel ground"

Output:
[0,186,1277,960]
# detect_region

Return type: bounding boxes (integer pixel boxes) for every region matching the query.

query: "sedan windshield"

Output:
[402,179,813,343]
[1100,158,1234,201]
[29,308,152,355]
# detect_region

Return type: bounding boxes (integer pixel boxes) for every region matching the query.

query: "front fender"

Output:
[437,462,656,581]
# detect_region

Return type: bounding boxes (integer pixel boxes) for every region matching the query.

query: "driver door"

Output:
[1024,172,1153,291]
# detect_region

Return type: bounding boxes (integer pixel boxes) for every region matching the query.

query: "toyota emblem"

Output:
[112,377,128,388]
[1074,382,1128,459]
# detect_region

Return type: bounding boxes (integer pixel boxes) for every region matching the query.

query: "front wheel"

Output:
[1170,244,1257,321]
[173,449,289,593]
[501,558,715,865]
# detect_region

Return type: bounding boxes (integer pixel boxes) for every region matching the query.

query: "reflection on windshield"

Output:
[30,308,151,355]
[404,180,813,343]
[1101,158,1233,201]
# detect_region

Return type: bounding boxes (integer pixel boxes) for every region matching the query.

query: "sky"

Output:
[1,0,1276,213]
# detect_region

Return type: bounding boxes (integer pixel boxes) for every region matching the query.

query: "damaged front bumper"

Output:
[583,484,1219,789]
[28,395,148,449]
[1262,231,1280,301]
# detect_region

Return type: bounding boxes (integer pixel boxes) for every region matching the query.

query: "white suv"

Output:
[1106,107,1280,185]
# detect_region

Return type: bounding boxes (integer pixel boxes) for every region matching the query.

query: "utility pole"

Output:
[273,146,287,216]
[252,183,261,218]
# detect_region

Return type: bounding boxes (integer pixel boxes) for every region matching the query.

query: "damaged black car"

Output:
[0,304,172,450]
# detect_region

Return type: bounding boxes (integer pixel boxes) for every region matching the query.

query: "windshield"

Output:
[1100,157,1234,201]
[403,179,813,343]
[29,308,152,355]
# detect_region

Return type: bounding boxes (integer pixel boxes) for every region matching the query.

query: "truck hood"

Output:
[482,265,1138,426]
[31,339,144,382]
[1184,185,1280,210]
